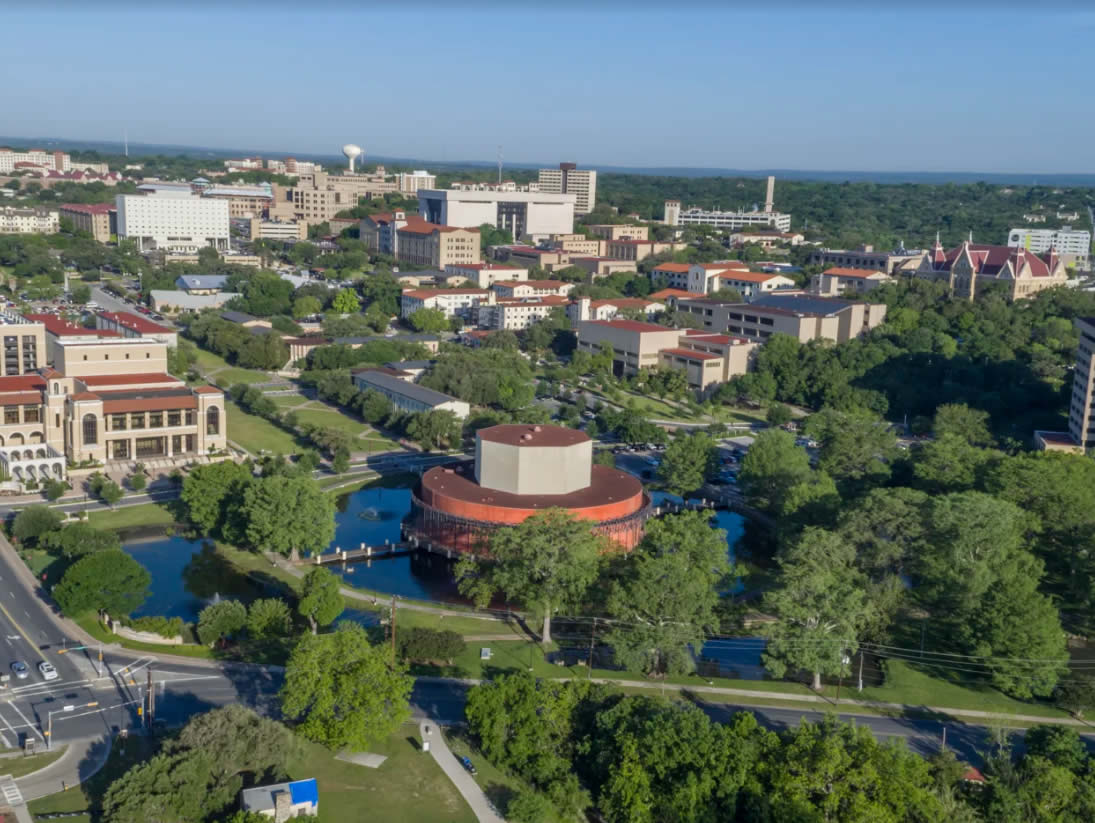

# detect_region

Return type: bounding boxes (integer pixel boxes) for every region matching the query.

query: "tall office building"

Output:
[115,190,229,253]
[538,162,597,215]
[1008,227,1091,266]
[1068,317,1095,448]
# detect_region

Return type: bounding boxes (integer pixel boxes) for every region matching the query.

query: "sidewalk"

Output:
[14,736,112,801]
[419,720,504,823]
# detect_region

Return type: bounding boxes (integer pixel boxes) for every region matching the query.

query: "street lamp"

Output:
[46,702,98,750]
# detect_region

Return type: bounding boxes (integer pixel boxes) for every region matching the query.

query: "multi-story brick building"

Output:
[395,223,480,269]
[59,203,115,242]
[0,207,59,235]
[676,292,887,343]
[914,239,1070,301]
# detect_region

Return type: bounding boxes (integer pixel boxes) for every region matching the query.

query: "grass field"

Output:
[0,747,66,779]
[292,406,373,436]
[213,367,273,387]
[288,726,475,823]
[87,501,178,530]
[226,399,303,455]
[26,727,474,823]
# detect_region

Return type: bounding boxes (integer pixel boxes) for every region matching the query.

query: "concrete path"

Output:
[15,735,112,801]
[419,720,505,823]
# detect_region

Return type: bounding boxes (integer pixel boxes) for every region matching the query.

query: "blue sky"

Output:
[6,5,1094,172]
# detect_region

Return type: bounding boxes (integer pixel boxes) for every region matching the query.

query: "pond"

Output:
[122,530,271,620]
[121,481,750,620]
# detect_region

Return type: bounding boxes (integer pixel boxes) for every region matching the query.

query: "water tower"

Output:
[341,143,363,173]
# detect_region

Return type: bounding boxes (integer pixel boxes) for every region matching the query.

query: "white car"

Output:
[38,661,58,681]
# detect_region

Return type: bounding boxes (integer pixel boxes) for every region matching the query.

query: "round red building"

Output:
[408,424,650,554]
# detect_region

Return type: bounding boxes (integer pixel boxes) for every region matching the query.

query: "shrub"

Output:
[124,615,184,639]
[396,628,465,663]
[12,505,63,545]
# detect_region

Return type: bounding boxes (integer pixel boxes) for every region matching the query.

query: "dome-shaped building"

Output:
[407,424,651,554]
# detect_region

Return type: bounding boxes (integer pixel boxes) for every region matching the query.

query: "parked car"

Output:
[38,660,58,681]
[459,755,477,775]
[10,661,28,679]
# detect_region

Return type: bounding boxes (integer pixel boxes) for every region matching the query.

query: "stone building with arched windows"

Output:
[0,367,226,483]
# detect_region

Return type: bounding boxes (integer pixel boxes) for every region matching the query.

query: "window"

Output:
[23,405,39,424]
[82,414,98,445]
[3,407,17,425]
[130,413,146,430]
[206,405,220,435]
[185,409,195,426]
[111,414,127,430]
[168,410,181,427]
[149,411,163,428]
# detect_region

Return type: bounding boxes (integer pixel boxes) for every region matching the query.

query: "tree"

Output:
[657,432,716,496]
[197,245,220,269]
[330,287,361,314]
[70,283,91,304]
[1056,674,1095,718]
[247,597,292,639]
[12,505,62,545]
[405,409,462,451]
[53,550,151,617]
[41,522,120,558]
[196,599,247,647]
[241,475,335,558]
[762,529,872,690]
[101,705,291,823]
[26,274,59,300]
[292,295,323,320]
[42,478,68,502]
[281,623,412,750]
[805,407,897,492]
[408,307,450,334]
[934,402,995,447]
[359,389,393,424]
[297,567,344,634]
[911,433,993,493]
[397,627,465,663]
[181,460,252,538]
[457,509,605,644]
[128,473,146,492]
[237,331,289,370]
[766,402,794,427]
[606,511,733,676]
[507,791,556,823]
[98,478,123,507]
[738,429,811,513]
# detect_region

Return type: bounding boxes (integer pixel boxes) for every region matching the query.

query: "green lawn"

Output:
[0,746,66,779]
[86,501,178,530]
[192,347,232,371]
[213,366,273,387]
[287,726,475,823]
[226,399,303,455]
[292,406,374,436]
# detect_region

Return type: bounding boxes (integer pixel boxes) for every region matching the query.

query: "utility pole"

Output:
[390,595,397,663]
[587,617,597,678]
[857,650,864,693]
[147,667,154,730]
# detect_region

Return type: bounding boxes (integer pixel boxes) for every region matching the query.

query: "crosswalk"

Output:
[0,777,24,806]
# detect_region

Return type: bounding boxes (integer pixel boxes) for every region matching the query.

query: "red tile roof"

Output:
[930,243,1058,279]
[447,263,524,271]
[24,314,120,337]
[403,288,490,299]
[77,373,179,387]
[59,203,115,215]
[700,261,750,270]
[0,391,45,405]
[719,271,785,283]
[69,391,100,401]
[661,347,721,361]
[493,280,570,290]
[192,386,223,394]
[0,375,46,391]
[495,296,570,306]
[397,221,478,236]
[587,319,675,334]
[652,263,691,273]
[101,395,197,413]
[97,311,172,334]
[649,288,705,301]
[591,298,658,310]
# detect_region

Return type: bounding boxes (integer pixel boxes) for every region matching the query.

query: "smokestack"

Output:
[764,176,775,214]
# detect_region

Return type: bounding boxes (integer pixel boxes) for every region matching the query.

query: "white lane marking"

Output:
[154,675,222,685]
[6,701,43,742]
[9,677,89,695]
[1,781,23,806]
[0,706,21,746]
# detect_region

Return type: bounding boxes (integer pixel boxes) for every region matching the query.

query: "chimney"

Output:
[764,176,775,213]
[274,791,292,823]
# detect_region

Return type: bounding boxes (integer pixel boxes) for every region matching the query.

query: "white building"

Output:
[1008,227,1090,264]
[478,296,570,331]
[538,163,597,215]
[116,190,230,253]
[491,280,574,298]
[400,288,495,321]
[443,262,528,288]
[398,170,437,195]
[664,200,792,232]
[0,207,58,235]
[717,270,797,299]
[0,148,69,173]
[418,189,576,243]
